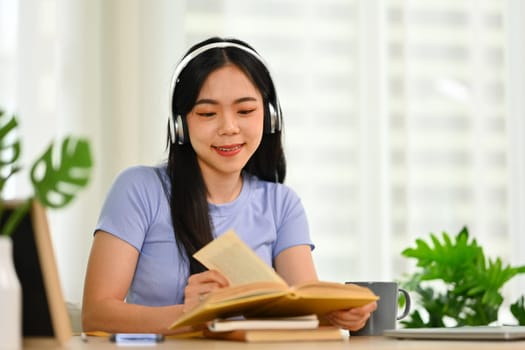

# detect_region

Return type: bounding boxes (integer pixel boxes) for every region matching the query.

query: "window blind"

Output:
[182,0,512,285]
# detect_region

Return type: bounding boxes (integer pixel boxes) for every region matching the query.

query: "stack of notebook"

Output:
[203,315,344,342]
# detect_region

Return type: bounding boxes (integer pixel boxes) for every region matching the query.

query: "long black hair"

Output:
[167,37,286,274]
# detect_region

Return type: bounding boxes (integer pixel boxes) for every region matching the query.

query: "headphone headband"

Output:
[169,40,282,145]
[170,42,271,98]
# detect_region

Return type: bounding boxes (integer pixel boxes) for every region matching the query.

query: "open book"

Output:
[169,230,378,329]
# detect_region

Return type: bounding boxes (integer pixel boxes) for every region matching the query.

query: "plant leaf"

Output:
[399,226,525,327]
[402,228,483,283]
[30,136,93,208]
[510,296,525,325]
[0,199,31,236]
[0,109,22,194]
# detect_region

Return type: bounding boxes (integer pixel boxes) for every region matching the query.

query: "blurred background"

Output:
[1,0,524,323]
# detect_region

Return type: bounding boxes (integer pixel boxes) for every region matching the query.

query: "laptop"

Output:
[383,326,525,341]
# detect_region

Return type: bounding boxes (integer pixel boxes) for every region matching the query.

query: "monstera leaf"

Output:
[0,109,22,193]
[30,136,92,208]
[0,109,25,236]
[0,107,93,236]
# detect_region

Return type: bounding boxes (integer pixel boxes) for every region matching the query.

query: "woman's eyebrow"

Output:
[233,97,258,104]
[194,98,218,105]
[194,97,258,106]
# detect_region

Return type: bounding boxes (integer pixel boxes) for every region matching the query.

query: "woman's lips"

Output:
[213,144,243,157]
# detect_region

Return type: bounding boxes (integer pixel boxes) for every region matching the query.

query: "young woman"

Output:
[81,37,377,335]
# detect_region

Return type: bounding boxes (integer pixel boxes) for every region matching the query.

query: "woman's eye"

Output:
[239,109,255,115]
[197,112,216,117]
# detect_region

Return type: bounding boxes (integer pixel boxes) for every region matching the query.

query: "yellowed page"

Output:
[193,229,286,286]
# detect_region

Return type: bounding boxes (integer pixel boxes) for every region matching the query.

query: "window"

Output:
[2,0,523,312]
[181,0,522,300]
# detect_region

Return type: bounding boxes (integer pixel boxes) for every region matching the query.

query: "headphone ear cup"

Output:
[168,114,176,144]
[172,114,188,145]
[264,102,281,134]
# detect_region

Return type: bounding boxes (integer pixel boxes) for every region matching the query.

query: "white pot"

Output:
[0,236,22,350]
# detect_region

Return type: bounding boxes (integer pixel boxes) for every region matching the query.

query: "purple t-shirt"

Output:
[95,165,313,306]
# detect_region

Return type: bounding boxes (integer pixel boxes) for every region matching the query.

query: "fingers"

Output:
[326,314,368,331]
[183,270,229,312]
[356,301,378,314]
[325,301,378,331]
[187,270,230,289]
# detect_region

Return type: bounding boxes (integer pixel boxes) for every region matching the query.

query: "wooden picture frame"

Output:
[7,199,72,345]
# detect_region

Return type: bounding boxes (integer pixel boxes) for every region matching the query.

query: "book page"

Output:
[194,229,286,286]
[293,281,378,297]
[204,281,288,304]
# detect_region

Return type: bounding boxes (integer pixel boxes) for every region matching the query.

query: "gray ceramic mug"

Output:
[346,281,411,336]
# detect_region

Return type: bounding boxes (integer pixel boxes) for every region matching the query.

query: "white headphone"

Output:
[169,41,282,145]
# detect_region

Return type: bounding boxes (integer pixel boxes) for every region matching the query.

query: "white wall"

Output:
[2,0,524,313]
[11,0,184,303]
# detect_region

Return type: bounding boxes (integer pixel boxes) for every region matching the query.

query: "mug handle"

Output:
[396,288,411,320]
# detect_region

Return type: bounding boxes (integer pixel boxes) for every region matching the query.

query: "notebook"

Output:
[383,326,525,340]
[207,314,319,332]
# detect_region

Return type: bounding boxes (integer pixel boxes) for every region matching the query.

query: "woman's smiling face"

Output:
[186,64,264,180]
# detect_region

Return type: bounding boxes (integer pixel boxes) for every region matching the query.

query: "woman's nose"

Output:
[218,110,240,135]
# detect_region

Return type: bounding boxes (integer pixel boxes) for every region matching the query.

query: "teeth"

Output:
[217,145,241,152]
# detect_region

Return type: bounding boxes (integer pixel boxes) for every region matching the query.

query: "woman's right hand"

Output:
[183,270,229,312]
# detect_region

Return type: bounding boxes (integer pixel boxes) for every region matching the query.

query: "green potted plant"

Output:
[399,227,525,327]
[0,107,93,345]
[0,107,93,234]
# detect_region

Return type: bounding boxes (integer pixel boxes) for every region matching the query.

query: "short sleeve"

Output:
[271,185,314,259]
[95,166,164,250]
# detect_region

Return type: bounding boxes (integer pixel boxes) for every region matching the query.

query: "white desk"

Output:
[22,335,525,350]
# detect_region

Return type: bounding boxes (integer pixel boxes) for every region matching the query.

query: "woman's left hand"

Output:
[324,301,378,331]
